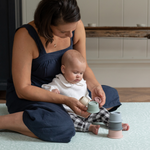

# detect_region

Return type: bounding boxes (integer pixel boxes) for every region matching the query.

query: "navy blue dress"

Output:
[6,24,121,142]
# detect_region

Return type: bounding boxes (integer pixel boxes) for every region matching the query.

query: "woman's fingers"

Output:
[67,97,90,118]
[75,101,90,118]
[93,86,106,107]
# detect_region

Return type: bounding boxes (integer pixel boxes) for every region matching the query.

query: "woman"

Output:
[2,0,121,142]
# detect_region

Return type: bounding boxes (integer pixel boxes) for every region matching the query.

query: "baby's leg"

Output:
[68,113,100,134]
[68,108,109,134]
[89,124,100,135]
[87,107,110,126]
[69,113,90,132]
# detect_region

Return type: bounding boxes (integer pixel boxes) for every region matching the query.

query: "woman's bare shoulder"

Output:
[14,26,30,40]
[13,26,37,57]
[76,20,84,28]
[14,25,36,49]
[74,20,85,44]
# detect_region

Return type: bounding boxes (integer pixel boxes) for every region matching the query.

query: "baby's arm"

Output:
[41,84,59,91]
[41,79,60,93]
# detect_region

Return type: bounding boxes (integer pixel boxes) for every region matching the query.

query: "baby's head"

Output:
[61,49,86,84]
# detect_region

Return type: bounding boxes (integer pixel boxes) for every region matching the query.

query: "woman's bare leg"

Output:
[107,107,112,111]
[0,112,37,138]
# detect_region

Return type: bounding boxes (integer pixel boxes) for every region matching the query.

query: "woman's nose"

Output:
[66,31,72,38]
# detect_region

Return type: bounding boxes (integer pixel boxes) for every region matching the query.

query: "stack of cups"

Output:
[107,112,123,139]
[79,96,100,114]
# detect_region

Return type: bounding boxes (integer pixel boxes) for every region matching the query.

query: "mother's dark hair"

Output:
[34,0,81,46]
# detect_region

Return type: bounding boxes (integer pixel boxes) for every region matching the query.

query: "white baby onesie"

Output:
[41,74,91,112]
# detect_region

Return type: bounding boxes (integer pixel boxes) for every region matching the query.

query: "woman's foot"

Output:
[122,123,130,131]
[89,124,100,135]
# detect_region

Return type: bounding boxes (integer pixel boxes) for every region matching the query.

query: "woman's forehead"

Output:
[56,21,78,31]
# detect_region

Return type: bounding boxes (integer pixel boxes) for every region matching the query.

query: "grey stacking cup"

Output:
[108,122,123,131]
[87,101,100,113]
[109,112,122,123]
[108,112,123,131]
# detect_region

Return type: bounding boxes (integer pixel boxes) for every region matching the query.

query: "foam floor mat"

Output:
[0,103,150,150]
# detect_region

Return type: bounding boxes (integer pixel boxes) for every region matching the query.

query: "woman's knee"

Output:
[102,85,119,98]
[23,107,75,142]
[102,85,121,110]
[40,117,75,142]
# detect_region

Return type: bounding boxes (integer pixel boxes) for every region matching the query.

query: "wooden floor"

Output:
[0,91,6,103]
[0,88,150,103]
[116,88,150,102]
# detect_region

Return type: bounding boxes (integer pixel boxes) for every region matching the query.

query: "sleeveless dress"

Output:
[6,24,121,142]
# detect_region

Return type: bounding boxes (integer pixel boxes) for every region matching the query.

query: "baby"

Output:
[42,49,129,134]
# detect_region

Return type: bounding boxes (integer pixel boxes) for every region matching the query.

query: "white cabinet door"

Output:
[22,0,41,24]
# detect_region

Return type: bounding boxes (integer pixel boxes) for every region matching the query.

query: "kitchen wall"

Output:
[22,0,150,87]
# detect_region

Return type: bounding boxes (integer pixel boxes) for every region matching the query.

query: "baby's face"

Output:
[63,61,86,84]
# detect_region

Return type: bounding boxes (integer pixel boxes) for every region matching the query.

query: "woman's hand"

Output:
[91,86,106,107]
[66,97,91,118]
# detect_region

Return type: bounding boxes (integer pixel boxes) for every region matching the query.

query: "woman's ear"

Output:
[61,65,65,74]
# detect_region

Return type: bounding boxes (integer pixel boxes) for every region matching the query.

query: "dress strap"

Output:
[16,24,75,56]
[17,24,46,56]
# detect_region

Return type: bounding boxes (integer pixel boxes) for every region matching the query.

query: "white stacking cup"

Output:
[79,96,90,106]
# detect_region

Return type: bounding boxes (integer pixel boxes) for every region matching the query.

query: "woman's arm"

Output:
[73,20,106,106]
[12,28,71,103]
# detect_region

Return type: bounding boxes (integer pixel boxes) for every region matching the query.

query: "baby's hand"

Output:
[52,89,60,94]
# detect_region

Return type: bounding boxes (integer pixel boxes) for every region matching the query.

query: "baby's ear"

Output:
[61,65,65,74]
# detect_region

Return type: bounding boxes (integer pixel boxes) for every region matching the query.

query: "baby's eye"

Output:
[73,72,78,74]
[80,72,83,75]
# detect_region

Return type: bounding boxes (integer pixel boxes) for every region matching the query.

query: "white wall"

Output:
[22,0,150,87]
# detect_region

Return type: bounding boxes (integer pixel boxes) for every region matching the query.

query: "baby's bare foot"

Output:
[89,124,100,135]
[122,123,130,131]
